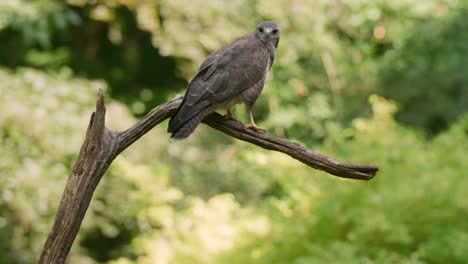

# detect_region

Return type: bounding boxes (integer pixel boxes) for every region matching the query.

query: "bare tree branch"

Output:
[203,115,377,180]
[38,91,378,263]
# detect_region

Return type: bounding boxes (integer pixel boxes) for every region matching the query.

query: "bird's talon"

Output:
[245,124,266,133]
[223,114,233,120]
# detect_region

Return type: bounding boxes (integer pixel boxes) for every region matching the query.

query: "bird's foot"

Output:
[245,123,266,133]
[223,113,233,120]
[223,109,234,120]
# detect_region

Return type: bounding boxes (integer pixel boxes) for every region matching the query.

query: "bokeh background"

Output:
[1,0,467,263]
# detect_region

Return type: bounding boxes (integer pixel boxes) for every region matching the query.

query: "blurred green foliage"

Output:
[0,0,467,263]
[379,5,468,134]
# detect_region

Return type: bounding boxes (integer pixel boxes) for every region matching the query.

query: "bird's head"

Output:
[255,21,280,48]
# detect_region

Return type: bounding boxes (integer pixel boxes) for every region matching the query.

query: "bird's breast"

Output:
[213,95,243,110]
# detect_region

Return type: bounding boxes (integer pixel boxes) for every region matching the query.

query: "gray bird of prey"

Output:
[168,21,279,141]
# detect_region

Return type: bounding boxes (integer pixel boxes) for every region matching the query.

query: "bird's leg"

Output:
[245,109,265,132]
[223,108,233,120]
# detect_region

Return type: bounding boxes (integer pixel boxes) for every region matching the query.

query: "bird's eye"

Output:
[258,27,264,33]
[272,29,278,34]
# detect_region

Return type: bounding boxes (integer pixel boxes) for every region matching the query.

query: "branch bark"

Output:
[38,91,378,263]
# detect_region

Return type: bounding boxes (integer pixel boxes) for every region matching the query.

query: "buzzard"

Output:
[168,21,280,141]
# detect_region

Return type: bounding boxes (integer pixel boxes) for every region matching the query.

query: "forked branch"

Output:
[38,91,378,263]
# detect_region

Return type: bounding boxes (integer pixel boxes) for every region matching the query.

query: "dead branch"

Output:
[38,91,378,263]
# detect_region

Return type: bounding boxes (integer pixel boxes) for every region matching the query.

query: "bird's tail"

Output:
[169,106,212,142]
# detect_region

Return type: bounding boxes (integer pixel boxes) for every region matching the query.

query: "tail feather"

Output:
[169,106,212,141]
[168,100,211,133]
